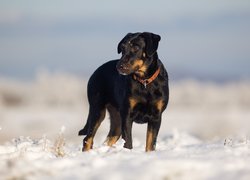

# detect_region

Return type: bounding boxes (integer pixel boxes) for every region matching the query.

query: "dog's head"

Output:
[116,32,161,76]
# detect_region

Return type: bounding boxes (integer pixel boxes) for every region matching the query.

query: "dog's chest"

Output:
[128,83,164,123]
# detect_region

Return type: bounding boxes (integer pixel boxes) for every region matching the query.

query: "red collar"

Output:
[133,68,160,88]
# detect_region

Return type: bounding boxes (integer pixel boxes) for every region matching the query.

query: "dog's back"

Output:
[87,59,127,106]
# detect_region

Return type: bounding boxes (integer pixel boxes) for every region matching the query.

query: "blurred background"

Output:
[0,0,250,144]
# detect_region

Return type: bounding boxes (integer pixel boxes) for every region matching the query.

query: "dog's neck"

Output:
[145,54,159,79]
[133,53,161,88]
[135,53,159,79]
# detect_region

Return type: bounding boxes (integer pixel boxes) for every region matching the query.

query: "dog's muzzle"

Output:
[116,62,130,75]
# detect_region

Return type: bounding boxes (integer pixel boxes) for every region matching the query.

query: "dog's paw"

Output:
[123,142,133,149]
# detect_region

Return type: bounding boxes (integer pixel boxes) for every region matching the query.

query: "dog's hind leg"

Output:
[82,105,106,151]
[105,104,122,147]
[78,121,89,136]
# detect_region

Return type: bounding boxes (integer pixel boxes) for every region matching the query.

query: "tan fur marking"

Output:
[136,65,147,77]
[83,137,93,151]
[82,110,106,151]
[146,130,154,152]
[129,97,137,109]
[93,115,103,132]
[106,136,120,146]
[156,99,164,112]
[132,59,143,69]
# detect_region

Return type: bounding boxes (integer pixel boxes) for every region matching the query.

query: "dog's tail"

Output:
[78,122,88,136]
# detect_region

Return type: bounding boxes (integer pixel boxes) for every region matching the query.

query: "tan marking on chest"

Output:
[155,99,164,112]
[129,97,138,109]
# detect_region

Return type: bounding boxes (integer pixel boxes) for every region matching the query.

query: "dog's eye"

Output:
[132,45,140,52]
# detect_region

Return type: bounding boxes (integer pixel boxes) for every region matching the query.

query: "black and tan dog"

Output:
[78,32,169,152]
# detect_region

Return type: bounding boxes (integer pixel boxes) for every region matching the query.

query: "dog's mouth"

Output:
[117,64,142,76]
[116,59,145,76]
[116,62,131,75]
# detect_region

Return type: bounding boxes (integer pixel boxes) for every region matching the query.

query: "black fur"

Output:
[79,32,169,152]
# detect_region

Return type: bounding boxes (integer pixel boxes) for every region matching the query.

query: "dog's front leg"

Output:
[146,119,161,152]
[122,118,133,149]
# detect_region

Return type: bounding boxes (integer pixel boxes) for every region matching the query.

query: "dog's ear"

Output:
[117,33,133,54]
[140,32,161,57]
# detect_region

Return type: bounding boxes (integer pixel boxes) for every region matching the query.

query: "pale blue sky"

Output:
[0,0,250,81]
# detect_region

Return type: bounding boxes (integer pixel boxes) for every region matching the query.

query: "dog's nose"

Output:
[116,62,130,75]
[117,63,128,70]
[116,63,122,70]
[121,64,127,70]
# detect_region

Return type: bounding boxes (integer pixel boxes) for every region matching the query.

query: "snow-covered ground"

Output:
[1,130,250,180]
[0,73,250,179]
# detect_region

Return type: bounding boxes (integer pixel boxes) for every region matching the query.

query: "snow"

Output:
[0,73,250,179]
[1,131,250,180]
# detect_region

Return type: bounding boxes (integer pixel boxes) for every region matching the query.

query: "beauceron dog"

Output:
[79,32,169,152]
